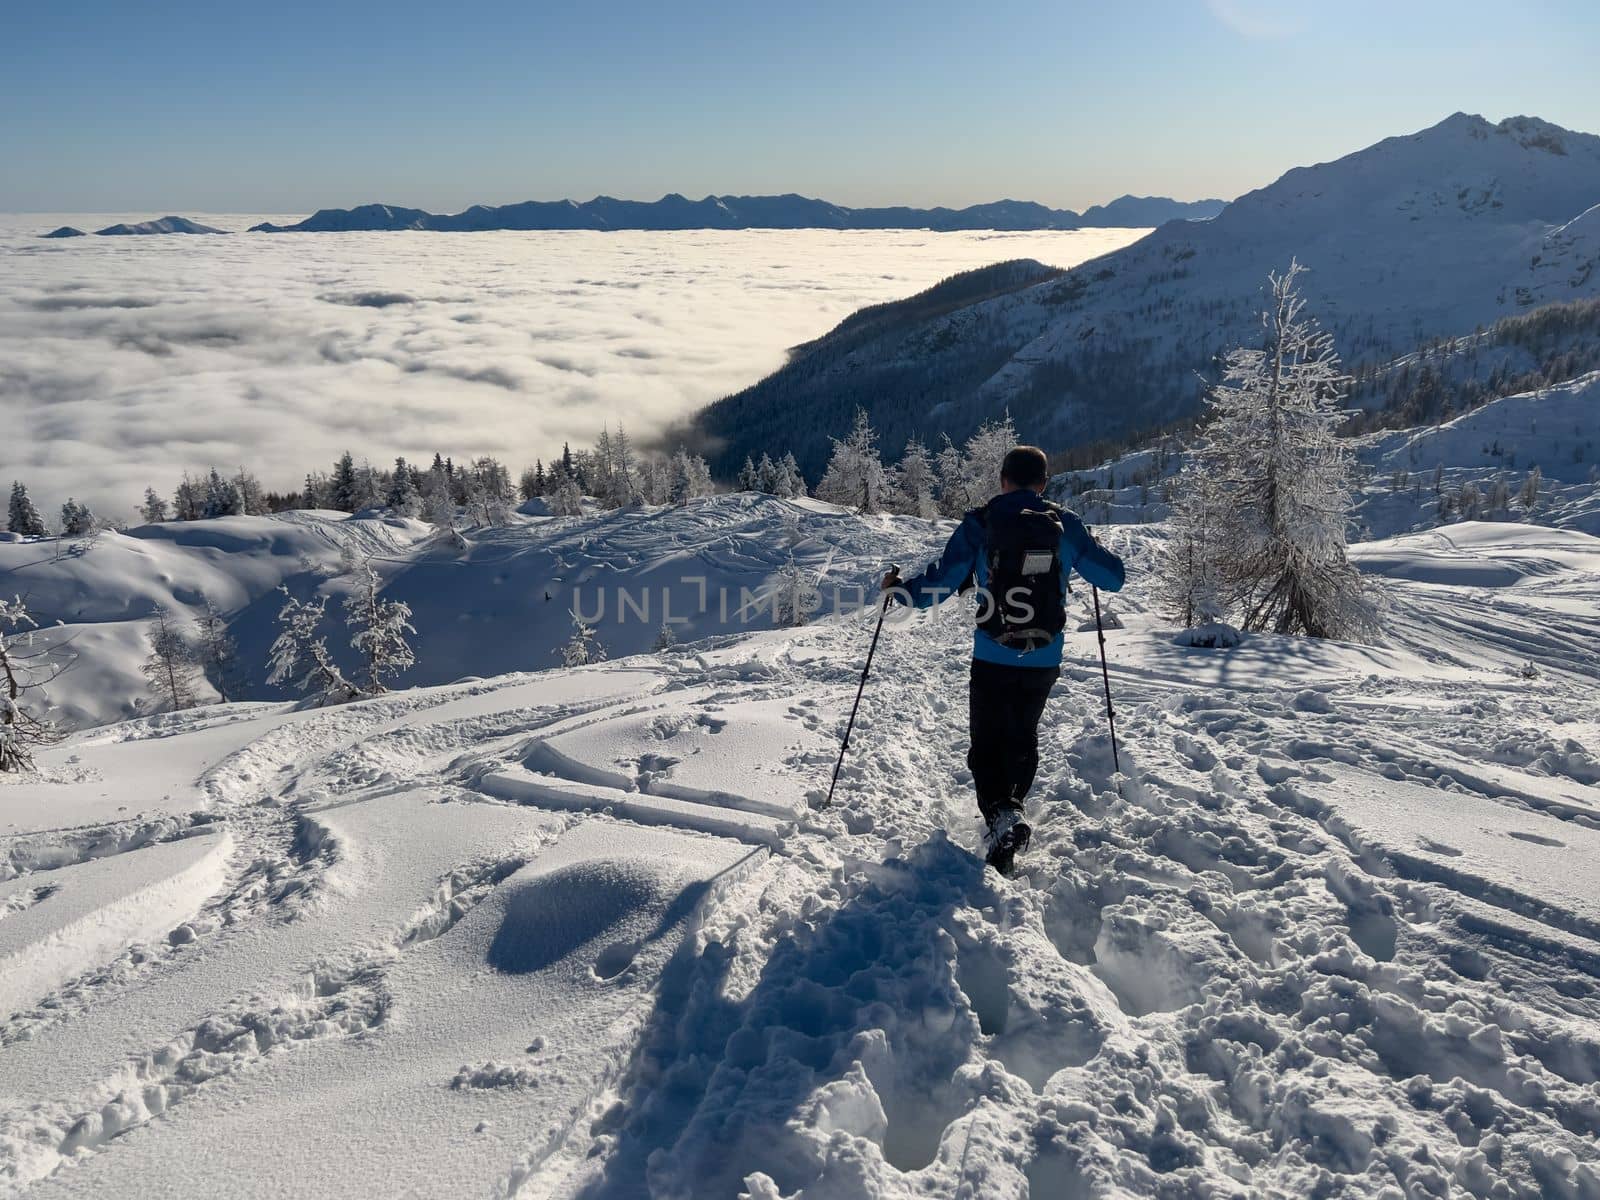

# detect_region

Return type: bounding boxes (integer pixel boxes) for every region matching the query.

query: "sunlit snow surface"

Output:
[2,502,1598,1198]
[0,217,1144,515]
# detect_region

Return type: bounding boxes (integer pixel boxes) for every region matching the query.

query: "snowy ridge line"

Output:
[0,844,539,1194]
[475,768,787,846]
[497,841,770,1199]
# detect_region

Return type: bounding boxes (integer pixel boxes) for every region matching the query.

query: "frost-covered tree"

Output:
[173,474,204,521]
[548,470,585,517]
[1169,263,1370,640]
[463,457,515,526]
[751,453,776,493]
[202,469,242,519]
[669,449,714,504]
[1,596,67,772]
[776,452,806,499]
[933,436,969,517]
[60,499,95,537]
[142,606,201,713]
[7,482,47,537]
[1520,466,1542,512]
[268,589,358,704]
[652,622,678,652]
[888,437,939,518]
[1487,474,1510,513]
[140,487,169,524]
[736,456,759,491]
[421,461,457,528]
[961,413,1017,499]
[528,457,553,499]
[815,408,886,513]
[234,468,268,516]
[1157,470,1226,628]
[330,452,360,513]
[609,425,638,506]
[387,457,422,517]
[770,556,820,626]
[195,596,242,703]
[345,564,416,694]
[557,609,606,667]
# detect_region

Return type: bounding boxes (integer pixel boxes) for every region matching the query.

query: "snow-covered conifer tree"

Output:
[668,450,714,504]
[8,482,48,537]
[142,606,201,712]
[330,452,360,513]
[345,564,416,694]
[1170,262,1371,640]
[889,437,939,518]
[60,499,95,537]
[268,589,358,704]
[140,488,169,524]
[203,469,243,519]
[195,596,242,703]
[652,622,678,652]
[519,462,544,502]
[387,457,422,517]
[737,457,759,491]
[815,409,886,513]
[776,452,806,499]
[557,609,606,667]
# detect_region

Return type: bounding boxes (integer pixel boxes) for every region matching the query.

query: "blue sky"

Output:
[5,0,1598,213]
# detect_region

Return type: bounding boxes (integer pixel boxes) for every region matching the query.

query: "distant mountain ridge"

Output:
[94,216,224,236]
[692,113,1600,479]
[248,193,1226,234]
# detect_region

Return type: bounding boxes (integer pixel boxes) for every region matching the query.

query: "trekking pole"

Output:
[822,566,897,809]
[1092,586,1122,776]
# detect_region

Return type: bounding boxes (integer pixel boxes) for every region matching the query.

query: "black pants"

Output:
[968,659,1059,826]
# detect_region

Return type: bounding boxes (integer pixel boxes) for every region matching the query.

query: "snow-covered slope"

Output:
[698,113,1600,477]
[0,496,939,730]
[1056,369,1600,539]
[1,515,1597,1197]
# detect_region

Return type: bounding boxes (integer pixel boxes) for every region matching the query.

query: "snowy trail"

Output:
[1,519,1598,1197]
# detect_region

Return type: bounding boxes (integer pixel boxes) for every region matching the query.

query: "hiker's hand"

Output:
[880,568,901,592]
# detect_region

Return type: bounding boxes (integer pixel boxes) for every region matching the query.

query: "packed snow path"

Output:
[1,522,1598,1198]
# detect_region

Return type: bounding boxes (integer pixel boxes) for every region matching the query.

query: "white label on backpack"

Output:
[1021,551,1054,576]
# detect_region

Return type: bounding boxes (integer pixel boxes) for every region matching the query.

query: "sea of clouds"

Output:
[0,215,1143,518]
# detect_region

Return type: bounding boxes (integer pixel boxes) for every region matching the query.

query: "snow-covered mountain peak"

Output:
[1216,112,1600,233]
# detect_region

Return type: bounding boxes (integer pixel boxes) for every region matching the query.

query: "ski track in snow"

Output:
[1,512,1598,1198]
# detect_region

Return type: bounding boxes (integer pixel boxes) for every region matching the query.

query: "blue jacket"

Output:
[895,490,1125,668]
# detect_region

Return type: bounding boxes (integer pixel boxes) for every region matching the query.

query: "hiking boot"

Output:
[984,807,1031,876]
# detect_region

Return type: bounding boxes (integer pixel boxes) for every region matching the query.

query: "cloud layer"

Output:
[0,216,1142,517]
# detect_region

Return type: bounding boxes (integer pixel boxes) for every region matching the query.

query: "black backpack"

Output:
[975,500,1067,650]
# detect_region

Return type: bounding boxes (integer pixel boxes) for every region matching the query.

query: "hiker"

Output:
[881,445,1125,873]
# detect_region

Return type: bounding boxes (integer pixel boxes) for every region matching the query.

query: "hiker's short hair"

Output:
[1000,446,1049,490]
